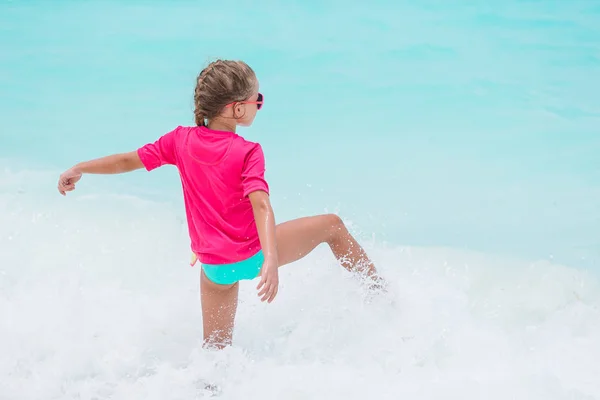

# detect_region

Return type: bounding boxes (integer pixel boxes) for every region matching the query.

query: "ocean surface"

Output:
[1,1,599,399]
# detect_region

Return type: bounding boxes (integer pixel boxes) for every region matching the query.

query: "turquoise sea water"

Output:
[1,1,600,399]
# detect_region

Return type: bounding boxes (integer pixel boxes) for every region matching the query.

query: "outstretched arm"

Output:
[248,189,279,303]
[72,151,144,174]
[58,151,144,195]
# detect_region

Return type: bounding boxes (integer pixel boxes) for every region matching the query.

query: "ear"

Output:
[233,104,246,119]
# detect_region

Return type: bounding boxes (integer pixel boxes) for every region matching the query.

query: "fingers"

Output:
[257,277,278,303]
[256,274,266,291]
[266,282,278,303]
[57,177,76,195]
[256,273,278,303]
[58,183,75,195]
[257,282,267,297]
[259,284,273,302]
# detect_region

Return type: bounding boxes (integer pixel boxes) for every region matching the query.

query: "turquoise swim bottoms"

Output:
[201,250,264,285]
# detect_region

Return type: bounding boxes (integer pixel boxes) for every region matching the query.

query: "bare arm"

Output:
[248,189,279,302]
[72,151,144,174]
[248,190,278,262]
[58,151,144,195]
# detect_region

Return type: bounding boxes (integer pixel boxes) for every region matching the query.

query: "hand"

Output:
[57,167,82,196]
[256,256,279,303]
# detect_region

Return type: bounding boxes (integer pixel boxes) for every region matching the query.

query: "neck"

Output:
[207,118,236,133]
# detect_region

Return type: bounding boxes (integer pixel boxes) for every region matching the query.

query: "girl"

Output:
[57,59,384,349]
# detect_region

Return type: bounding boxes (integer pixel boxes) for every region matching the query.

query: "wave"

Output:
[1,169,599,399]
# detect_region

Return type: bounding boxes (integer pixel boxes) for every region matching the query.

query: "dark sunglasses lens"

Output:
[257,93,263,110]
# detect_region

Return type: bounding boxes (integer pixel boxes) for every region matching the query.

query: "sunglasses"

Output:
[225,92,264,110]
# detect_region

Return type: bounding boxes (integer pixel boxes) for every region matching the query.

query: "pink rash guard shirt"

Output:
[136,125,269,265]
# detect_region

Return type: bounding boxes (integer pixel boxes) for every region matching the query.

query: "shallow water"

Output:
[1,169,599,399]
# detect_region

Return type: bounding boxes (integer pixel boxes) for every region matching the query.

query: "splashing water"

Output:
[1,168,599,400]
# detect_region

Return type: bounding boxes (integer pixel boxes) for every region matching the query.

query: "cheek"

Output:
[245,107,258,119]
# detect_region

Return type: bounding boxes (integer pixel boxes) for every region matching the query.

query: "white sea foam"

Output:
[1,169,599,400]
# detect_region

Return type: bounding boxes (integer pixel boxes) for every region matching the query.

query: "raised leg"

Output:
[275,213,379,279]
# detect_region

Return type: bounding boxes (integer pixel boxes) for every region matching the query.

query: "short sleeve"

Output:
[137,127,180,171]
[241,143,269,197]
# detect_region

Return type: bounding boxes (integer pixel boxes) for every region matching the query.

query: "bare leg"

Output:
[275,213,380,280]
[199,213,381,349]
[200,269,239,349]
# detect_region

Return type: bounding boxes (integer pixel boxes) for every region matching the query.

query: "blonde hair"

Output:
[193,60,258,126]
